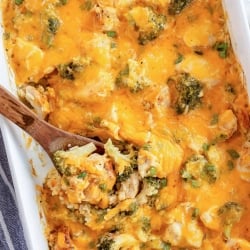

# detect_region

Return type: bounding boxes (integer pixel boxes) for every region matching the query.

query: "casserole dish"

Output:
[0,0,250,249]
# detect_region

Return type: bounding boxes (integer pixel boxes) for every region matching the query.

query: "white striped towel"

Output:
[0,130,28,250]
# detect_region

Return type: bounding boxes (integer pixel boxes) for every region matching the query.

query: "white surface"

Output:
[224,0,250,95]
[0,11,50,250]
[0,1,250,250]
[244,0,250,22]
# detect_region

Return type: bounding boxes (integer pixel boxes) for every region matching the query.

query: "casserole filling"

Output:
[2,0,250,249]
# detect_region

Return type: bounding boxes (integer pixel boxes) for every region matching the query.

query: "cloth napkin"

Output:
[0,129,28,250]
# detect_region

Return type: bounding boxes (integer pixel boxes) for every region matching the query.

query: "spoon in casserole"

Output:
[0,85,104,161]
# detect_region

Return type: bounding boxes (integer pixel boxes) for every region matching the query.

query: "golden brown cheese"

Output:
[2,0,250,249]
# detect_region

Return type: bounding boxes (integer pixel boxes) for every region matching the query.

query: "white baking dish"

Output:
[0,1,250,249]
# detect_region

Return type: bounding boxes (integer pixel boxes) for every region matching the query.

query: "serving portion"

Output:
[2,0,250,249]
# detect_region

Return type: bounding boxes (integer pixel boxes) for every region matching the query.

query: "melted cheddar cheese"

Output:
[2,0,250,249]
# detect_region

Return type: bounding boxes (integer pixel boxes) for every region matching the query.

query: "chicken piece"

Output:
[138,135,183,178]
[155,86,171,116]
[118,172,140,201]
[163,203,204,248]
[237,147,250,182]
[13,38,44,83]
[183,19,216,48]
[138,149,160,178]
[18,85,55,119]
[217,109,237,139]
[227,238,250,249]
[92,5,119,31]
[200,206,221,231]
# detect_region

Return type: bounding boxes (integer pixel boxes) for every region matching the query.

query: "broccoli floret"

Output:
[97,234,115,250]
[144,177,168,190]
[115,59,151,92]
[218,202,244,239]
[42,14,61,47]
[138,13,166,45]
[128,7,166,45]
[15,0,24,5]
[181,154,218,187]
[141,216,151,232]
[117,165,134,182]
[104,139,138,176]
[115,64,129,87]
[170,73,203,114]
[168,0,192,15]
[57,0,68,6]
[57,59,84,80]
[214,41,229,58]
[53,143,97,175]
[47,17,60,34]
[201,163,218,184]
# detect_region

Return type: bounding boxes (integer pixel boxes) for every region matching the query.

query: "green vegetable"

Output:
[99,183,107,192]
[105,31,117,38]
[57,60,84,80]
[47,17,60,35]
[119,202,138,217]
[148,166,157,176]
[115,61,150,92]
[142,143,152,151]
[227,160,234,170]
[137,10,166,45]
[174,53,184,64]
[15,0,24,5]
[127,202,138,215]
[192,208,200,219]
[168,0,192,15]
[110,42,117,49]
[162,242,171,250]
[97,234,115,250]
[201,163,218,184]
[53,143,97,175]
[42,16,60,47]
[81,0,93,11]
[202,143,210,152]
[190,179,201,188]
[181,154,218,187]
[57,0,68,6]
[77,171,87,179]
[117,165,135,182]
[227,149,240,159]
[210,133,228,145]
[104,139,138,180]
[210,114,219,125]
[218,202,243,239]
[141,217,151,232]
[115,64,129,87]
[214,42,229,58]
[129,7,166,45]
[144,176,167,190]
[172,73,203,114]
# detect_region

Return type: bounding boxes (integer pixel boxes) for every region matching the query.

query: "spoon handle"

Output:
[0,85,40,132]
[0,85,104,155]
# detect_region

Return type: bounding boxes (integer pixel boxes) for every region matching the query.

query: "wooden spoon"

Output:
[0,85,104,159]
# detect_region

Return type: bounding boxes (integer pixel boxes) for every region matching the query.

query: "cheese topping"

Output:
[2,0,250,249]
